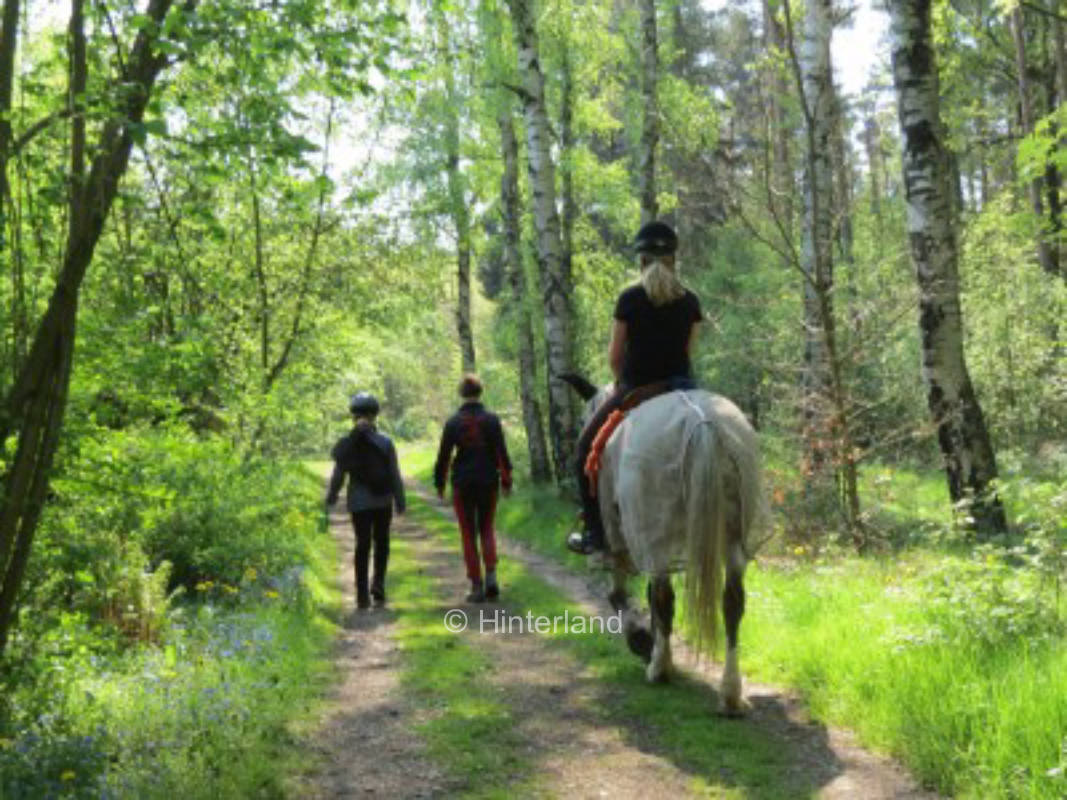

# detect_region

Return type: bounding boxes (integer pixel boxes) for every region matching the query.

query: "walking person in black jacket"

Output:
[326,392,406,610]
[433,375,513,603]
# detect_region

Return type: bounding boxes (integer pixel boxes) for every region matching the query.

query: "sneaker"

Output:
[485,582,499,600]
[356,595,371,610]
[371,585,386,606]
[466,582,486,603]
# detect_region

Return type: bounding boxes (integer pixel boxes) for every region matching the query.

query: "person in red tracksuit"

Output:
[433,374,513,603]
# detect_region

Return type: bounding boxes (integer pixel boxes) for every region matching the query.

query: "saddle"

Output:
[584,380,674,495]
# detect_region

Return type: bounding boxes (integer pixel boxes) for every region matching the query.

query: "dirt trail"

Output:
[301,483,940,799]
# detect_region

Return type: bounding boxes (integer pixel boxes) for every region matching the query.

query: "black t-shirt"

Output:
[614,285,702,387]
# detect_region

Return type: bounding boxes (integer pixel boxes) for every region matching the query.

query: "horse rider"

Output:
[566,220,703,556]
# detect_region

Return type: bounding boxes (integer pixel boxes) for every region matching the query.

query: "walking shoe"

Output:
[356,594,371,610]
[485,581,499,600]
[466,581,486,603]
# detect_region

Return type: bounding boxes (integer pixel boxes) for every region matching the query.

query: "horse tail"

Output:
[683,417,724,660]
[682,396,766,660]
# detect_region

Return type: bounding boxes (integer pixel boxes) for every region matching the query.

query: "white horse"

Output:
[562,375,770,715]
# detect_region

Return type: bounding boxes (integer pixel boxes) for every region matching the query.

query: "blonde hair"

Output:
[640,254,686,306]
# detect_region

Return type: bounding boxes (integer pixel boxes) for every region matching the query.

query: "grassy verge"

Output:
[399,440,1067,799]
[742,556,1067,799]
[0,463,341,800]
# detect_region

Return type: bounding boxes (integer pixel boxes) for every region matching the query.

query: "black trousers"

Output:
[351,507,392,602]
[575,389,624,549]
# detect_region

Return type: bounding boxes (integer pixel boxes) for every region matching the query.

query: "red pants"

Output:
[452,483,498,582]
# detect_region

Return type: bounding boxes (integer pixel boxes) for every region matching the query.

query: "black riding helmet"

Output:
[633,220,678,256]
[349,392,380,416]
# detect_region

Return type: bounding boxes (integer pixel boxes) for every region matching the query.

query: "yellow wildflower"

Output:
[793,545,806,556]
[0,738,12,750]
[61,771,76,782]
[264,589,280,599]
[243,566,258,582]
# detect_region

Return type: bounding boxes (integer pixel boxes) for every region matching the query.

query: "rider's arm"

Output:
[609,320,627,382]
[686,320,700,354]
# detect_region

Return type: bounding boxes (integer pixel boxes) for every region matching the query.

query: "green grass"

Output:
[0,463,342,800]
[398,441,1067,799]
[742,556,1067,799]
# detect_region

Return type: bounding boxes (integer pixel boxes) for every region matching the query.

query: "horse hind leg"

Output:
[646,574,674,683]
[611,564,653,663]
[719,540,749,716]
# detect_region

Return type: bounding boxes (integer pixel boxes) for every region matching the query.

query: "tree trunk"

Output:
[437,11,476,373]
[798,0,835,473]
[786,0,865,544]
[505,0,576,483]
[888,0,1007,535]
[763,0,794,232]
[499,109,551,483]
[0,0,184,655]
[863,115,882,222]
[560,45,575,313]
[1,0,22,377]
[1011,4,1060,278]
[637,0,659,223]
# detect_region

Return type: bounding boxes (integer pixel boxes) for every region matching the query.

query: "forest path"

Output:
[300,478,939,799]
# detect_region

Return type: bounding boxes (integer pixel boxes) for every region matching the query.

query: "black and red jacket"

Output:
[433,401,513,493]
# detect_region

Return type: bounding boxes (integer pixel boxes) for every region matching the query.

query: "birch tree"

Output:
[505,0,576,481]
[784,0,865,543]
[888,0,1007,534]
[435,6,477,372]
[637,0,659,223]
[499,107,552,482]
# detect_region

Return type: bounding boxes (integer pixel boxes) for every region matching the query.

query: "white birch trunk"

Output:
[499,109,552,483]
[506,0,576,481]
[799,0,834,469]
[888,0,1006,534]
[436,11,476,373]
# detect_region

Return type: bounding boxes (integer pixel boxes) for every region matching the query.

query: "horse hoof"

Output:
[626,627,653,663]
[717,695,750,718]
[645,661,671,684]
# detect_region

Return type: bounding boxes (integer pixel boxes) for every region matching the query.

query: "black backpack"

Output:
[343,430,393,495]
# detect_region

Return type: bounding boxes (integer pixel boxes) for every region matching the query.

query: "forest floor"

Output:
[299,478,941,799]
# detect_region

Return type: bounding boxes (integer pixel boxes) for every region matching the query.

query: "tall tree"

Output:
[1010,3,1059,278]
[785,0,865,543]
[0,0,189,655]
[637,0,659,223]
[888,0,1007,534]
[499,107,551,482]
[434,5,477,373]
[505,0,576,481]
